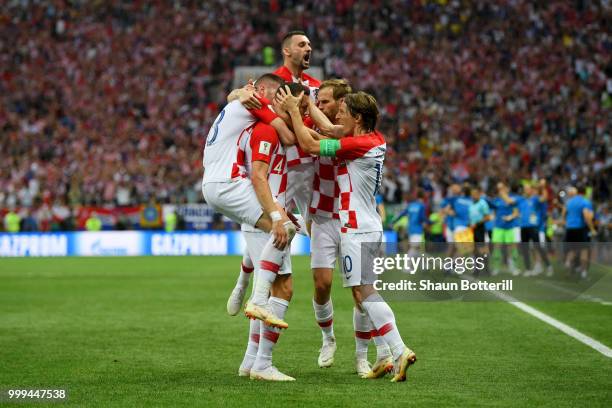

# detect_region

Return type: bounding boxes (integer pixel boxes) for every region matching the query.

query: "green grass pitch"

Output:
[1,256,611,407]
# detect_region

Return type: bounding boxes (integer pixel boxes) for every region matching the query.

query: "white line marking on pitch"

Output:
[535,280,612,306]
[463,276,612,358]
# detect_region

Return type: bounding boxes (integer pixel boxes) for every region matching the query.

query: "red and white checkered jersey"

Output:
[203,99,277,183]
[310,156,340,219]
[273,65,321,168]
[239,123,287,233]
[335,131,386,233]
[236,122,287,206]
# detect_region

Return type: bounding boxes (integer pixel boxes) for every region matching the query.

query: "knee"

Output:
[313,269,332,296]
[313,277,331,296]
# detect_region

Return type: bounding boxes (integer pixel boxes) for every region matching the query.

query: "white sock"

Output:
[236,253,254,290]
[239,319,260,371]
[353,307,371,361]
[251,237,284,305]
[361,293,406,361]
[253,297,289,371]
[251,223,294,305]
[371,326,392,359]
[313,299,335,344]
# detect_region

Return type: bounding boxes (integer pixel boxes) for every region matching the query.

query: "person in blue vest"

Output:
[517,183,552,276]
[561,185,596,279]
[392,189,427,256]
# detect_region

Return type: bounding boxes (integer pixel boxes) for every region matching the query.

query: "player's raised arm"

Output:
[227,80,263,109]
[307,99,343,138]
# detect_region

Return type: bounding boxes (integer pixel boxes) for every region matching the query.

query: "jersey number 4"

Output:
[270,156,285,174]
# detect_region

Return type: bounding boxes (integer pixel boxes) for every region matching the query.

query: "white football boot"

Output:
[250,366,295,382]
[355,358,372,378]
[318,338,337,368]
[227,286,247,316]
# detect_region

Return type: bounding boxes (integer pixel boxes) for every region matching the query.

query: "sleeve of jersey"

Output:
[248,97,278,125]
[250,126,279,164]
[335,137,378,160]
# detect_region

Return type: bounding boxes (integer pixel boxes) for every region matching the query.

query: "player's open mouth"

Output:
[303,53,311,64]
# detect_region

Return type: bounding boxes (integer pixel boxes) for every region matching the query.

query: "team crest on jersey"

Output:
[259,141,271,155]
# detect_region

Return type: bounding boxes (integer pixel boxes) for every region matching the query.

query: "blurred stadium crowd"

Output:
[0,0,610,231]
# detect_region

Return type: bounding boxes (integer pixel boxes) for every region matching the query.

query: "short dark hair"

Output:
[510,181,521,194]
[319,79,352,100]
[276,82,310,97]
[282,30,307,48]
[254,73,284,88]
[343,92,379,132]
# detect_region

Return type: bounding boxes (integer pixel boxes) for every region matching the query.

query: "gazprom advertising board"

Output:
[0,231,398,257]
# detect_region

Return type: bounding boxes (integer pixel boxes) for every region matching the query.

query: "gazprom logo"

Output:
[151,233,228,255]
[0,234,68,257]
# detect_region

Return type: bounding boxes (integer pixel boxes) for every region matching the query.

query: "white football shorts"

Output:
[339,231,383,288]
[311,216,341,269]
[202,178,263,227]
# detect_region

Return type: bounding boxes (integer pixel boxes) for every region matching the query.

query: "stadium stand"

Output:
[0,0,609,231]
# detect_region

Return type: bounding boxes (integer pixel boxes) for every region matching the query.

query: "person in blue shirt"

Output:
[469,185,491,244]
[392,189,427,255]
[442,183,475,273]
[469,185,492,275]
[517,183,551,275]
[448,184,473,240]
[562,185,596,279]
[489,182,520,275]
